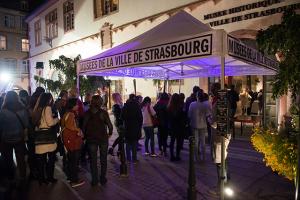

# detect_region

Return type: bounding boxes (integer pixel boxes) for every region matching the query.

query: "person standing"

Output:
[154,93,169,156]
[32,93,59,185]
[228,85,239,129]
[83,95,113,186]
[0,91,29,182]
[61,98,85,188]
[101,86,109,111]
[108,93,124,156]
[257,89,263,115]
[168,93,186,161]
[121,94,143,163]
[141,97,157,157]
[188,92,212,162]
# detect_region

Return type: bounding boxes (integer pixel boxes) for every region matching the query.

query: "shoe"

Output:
[38,179,49,186]
[47,178,57,183]
[144,152,150,156]
[71,180,85,188]
[91,180,98,186]
[150,153,157,157]
[108,147,114,156]
[132,160,139,164]
[100,177,107,186]
[170,157,176,162]
[175,157,181,161]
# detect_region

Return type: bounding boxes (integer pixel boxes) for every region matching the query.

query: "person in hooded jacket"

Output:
[121,94,143,163]
[0,91,29,180]
[83,95,113,186]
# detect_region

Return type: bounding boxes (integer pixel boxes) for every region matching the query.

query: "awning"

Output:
[78,11,278,79]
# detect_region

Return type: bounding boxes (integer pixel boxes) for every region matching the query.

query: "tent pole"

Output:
[220,56,225,200]
[133,79,136,95]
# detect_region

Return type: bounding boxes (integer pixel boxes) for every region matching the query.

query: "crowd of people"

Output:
[0,82,247,199]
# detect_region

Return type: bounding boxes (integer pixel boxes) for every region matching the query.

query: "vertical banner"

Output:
[217,90,229,136]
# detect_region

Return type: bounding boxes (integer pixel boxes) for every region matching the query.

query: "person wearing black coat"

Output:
[153,93,169,156]
[121,94,143,163]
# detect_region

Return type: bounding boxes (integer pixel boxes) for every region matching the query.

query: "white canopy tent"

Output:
[77,11,278,80]
[77,11,279,199]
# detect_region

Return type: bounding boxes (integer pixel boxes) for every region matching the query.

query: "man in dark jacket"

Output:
[83,95,113,186]
[228,85,239,129]
[121,94,143,163]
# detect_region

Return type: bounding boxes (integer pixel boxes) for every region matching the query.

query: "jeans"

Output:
[157,126,168,153]
[126,140,137,161]
[0,142,26,179]
[36,151,56,181]
[143,126,155,154]
[193,128,207,161]
[88,141,108,184]
[67,150,80,183]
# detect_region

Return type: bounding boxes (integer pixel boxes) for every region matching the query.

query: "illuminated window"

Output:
[22,60,29,74]
[63,0,74,32]
[22,39,29,52]
[34,20,41,46]
[4,15,15,28]
[94,0,118,18]
[0,35,6,50]
[45,9,58,39]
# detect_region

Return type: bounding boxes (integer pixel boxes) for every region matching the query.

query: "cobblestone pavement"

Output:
[26,125,294,200]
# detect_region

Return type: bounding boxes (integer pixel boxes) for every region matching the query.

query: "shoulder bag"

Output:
[147,105,159,127]
[34,108,57,145]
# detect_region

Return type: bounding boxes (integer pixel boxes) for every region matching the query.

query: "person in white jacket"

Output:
[32,93,59,185]
[188,91,212,162]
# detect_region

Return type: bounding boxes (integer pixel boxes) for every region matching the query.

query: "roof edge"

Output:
[25,0,59,23]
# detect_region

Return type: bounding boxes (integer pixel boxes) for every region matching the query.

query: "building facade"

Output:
[0,2,29,93]
[26,0,300,124]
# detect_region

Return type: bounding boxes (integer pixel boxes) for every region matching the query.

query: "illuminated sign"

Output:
[79,34,212,73]
[203,0,300,27]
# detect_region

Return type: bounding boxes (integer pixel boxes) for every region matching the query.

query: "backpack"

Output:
[84,109,107,141]
[0,110,25,144]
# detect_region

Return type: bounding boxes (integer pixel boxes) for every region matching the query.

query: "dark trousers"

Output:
[126,140,137,161]
[229,108,237,129]
[143,126,155,154]
[81,141,89,163]
[67,150,80,183]
[36,151,56,181]
[0,142,26,179]
[170,134,183,159]
[27,140,38,178]
[88,141,108,184]
[157,126,168,153]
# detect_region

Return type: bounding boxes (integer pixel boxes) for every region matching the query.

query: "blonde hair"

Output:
[112,93,122,104]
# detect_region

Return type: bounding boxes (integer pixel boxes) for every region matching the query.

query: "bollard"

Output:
[119,136,128,177]
[187,136,197,200]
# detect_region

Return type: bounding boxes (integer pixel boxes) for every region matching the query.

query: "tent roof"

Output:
[79,11,278,79]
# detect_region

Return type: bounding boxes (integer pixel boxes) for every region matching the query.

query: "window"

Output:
[4,15,15,28]
[0,59,17,73]
[45,9,58,39]
[22,60,29,74]
[0,36,6,50]
[94,0,118,18]
[63,0,74,32]
[34,20,41,46]
[20,1,29,11]
[22,39,29,52]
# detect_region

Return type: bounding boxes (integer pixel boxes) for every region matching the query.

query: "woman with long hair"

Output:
[141,96,157,157]
[167,93,186,161]
[108,93,123,156]
[32,93,59,185]
[61,98,85,188]
[0,91,28,181]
